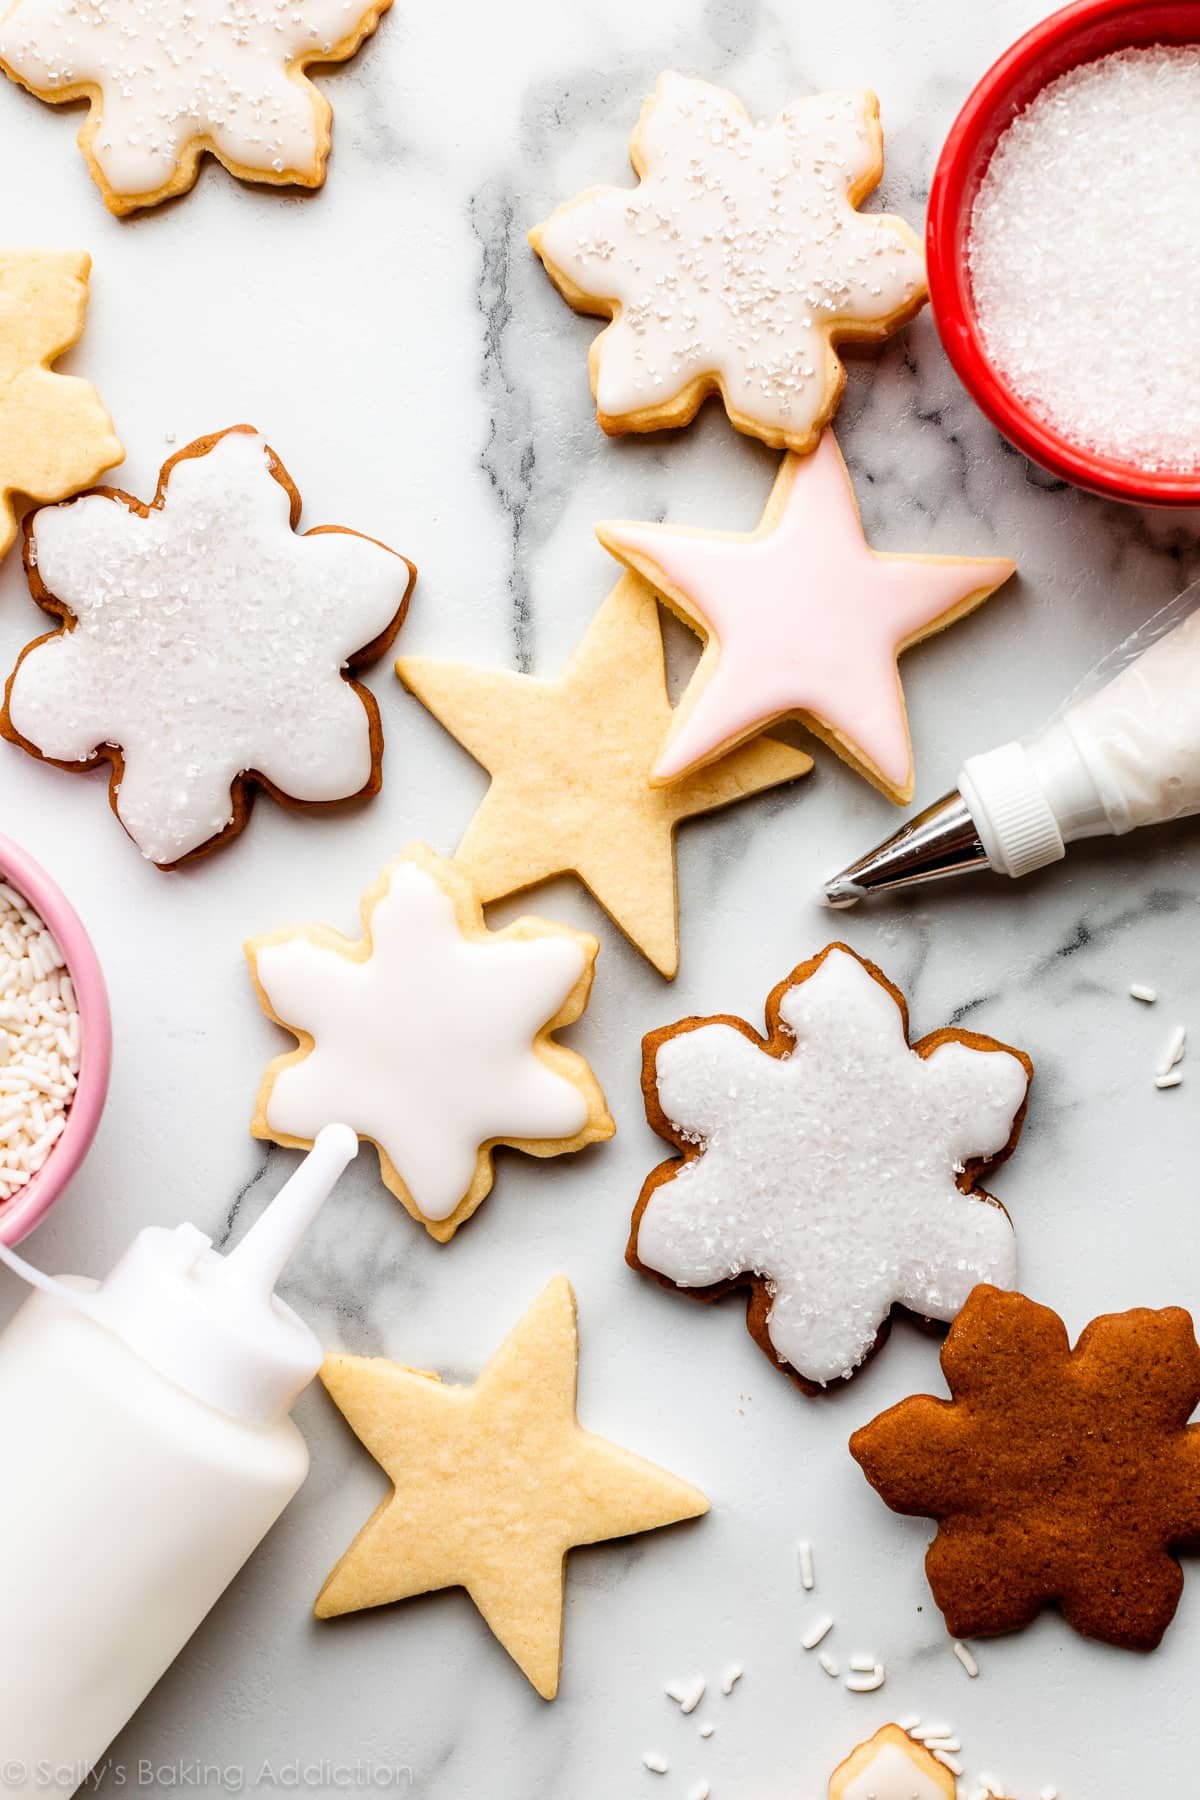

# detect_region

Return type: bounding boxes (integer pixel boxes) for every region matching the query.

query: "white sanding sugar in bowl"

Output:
[0,881,79,1202]
[968,44,1200,473]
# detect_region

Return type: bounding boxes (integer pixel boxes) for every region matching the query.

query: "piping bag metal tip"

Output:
[822,789,992,906]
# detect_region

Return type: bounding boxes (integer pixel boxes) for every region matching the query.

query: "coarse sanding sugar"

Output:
[0,882,79,1203]
[968,45,1200,472]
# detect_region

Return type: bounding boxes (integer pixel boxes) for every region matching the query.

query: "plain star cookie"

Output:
[397,575,811,979]
[530,72,927,451]
[829,1726,955,1800]
[629,944,1032,1390]
[852,1286,1200,1651]
[1,426,414,867]
[247,843,614,1242]
[0,0,392,215]
[315,1276,709,1698]
[0,249,121,560]
[598,432,1016,802]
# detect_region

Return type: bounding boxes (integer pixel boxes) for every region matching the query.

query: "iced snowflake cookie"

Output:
[830,1726,955,1800]
[247,844,614,1241]
[397,575,811,979]
[529,73,926,452]
[598,432,1015,802]
[0,249,121,560]
[629,944,1032,1390]
[852,1287,1200,1651]
[316,1276,709,1697]
[1,426,415,867]
[0,0,392,215]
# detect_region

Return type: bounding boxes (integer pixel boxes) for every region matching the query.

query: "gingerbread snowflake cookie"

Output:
[629,944,1032,1390]
[1,426,414,866]
[0,0,392,215]
[852,1286,1200,1651]
[530,72,926,452]
[247,844,614,1241]
[830,1726,955,1800]
[0,249,121,559]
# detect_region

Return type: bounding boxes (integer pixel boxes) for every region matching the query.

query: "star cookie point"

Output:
[532,73,927,451]
[315,1277,708,1698]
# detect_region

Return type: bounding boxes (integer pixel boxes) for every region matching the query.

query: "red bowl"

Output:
[927,0,1200,507]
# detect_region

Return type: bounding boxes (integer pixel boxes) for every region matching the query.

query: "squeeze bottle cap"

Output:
[0,1124,358,1428]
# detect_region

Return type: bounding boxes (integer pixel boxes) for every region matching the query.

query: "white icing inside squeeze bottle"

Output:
[0,1122,358,1799]
[826,585,1200,903]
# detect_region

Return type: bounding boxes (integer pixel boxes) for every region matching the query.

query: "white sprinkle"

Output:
[1129,984,1157,1003]
[665,1676,705,1714]
[897,1715,921,1732]
[720,1663,743,1695]
[924,1737,962,1753]
[689,1786,711,1800]
[642,1752,668,1775]
[848,1654,877,1673]
[698,1722,715,1740]
[1157,1024,1187,1076]
[1040,1788,1059,1799]
[1155,1071,1183,1089]
[845,1663,885,1693]
[797,1538,815,1590]
[953,1640,980,1677]
[910,1722,953,1741]
[817,1651,839,1678]
[800,1614,834,1650]
[936,1753,965,1776]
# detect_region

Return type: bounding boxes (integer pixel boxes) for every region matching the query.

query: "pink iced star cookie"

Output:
[597,431,1015,803]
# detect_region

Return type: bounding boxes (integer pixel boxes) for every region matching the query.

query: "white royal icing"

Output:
[635,948,1029,1386]
[842,1741,949,1800]
[536,73,925,438]
[7,429,408,864]
[255,857,594,1222]
[0,0,376,196]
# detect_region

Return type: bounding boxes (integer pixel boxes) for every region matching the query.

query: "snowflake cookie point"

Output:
[829,1723,956,1800]
[0,0,393,215]
[531,72,927,451]
[629,943,1032,1390]
[1,425,415,867]
[852,1285,1200,1651]
[247,843,614,1242]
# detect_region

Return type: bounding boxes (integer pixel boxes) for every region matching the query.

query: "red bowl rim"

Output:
[927,0,1200,508]
[0,835,111,1247]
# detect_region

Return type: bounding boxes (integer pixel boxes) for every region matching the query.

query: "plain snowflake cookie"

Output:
[0,0,392,215]
[0,249,122,561]
[829,1726,955,1800]
[530,72,927,452]
[1,426,415,866]
[247,843,614,1242]
[629,943,1032,1390]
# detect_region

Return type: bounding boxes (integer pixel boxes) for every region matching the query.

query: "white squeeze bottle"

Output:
[0,1122,359,1799]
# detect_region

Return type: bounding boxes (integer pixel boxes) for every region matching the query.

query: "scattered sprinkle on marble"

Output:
[924,1736,962,1753]
[1129,983,1157,1003]
[688,1786,710,1800]
[642,1751,668,1775]
[698,1722,715,1740]
[0,883,79,1202]
[969,46,1200,473]
[1155,1071,1183,1090]
[848,1654,877,1673]
[817,1651,839,1678]
[953,1639,980,1677]
[801,1613,834,1650]
[1041,1787,1060,1799]
[1157,1023,1187,1077]
[845,1662,885,1693]
[935,1751,964,1777]
[665,1675,705,1714]
[798,1538,815,1590]
[719,1663,743,1695]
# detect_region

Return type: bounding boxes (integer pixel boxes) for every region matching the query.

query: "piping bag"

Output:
[826,583,1200,905]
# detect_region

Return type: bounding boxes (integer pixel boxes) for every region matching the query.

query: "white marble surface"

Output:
[2,1,1199,1795]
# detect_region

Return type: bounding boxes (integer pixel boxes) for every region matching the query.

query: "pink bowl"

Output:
[927,0,1200,507]
[0,835,111,1246]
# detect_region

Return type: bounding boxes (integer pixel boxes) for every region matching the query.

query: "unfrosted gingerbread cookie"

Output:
[1,426,414,866]
[629,944,1032,1390]
[247,843,614,1240]
[0,249,121,560]
[830,1725,955,1800]
[852,1285,1200,1651]
[530,72,926,452]
[0,0,392,215]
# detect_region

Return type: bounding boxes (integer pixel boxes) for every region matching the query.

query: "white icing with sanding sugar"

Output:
[969,46,1200,473]
[636,948,1029,1385]
[7,429,408,865]
[841,1741,948,1800]
[255,858,592,1222]
[537,73,924,435]
[0,0,375,195]
[0,882,79,1204]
